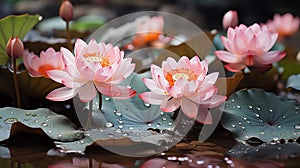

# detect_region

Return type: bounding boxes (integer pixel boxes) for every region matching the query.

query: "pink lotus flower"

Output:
[23,48,65,78]
[266,13,299,39]
[139,56,226,124]
[46,39,136,102]
[222,10,238,30]
[132,16,164,47]
[215,23,286,72]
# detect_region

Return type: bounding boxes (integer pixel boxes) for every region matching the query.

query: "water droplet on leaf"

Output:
[105,122,114,128]
[41,123,48,127]
[4,118,18,124]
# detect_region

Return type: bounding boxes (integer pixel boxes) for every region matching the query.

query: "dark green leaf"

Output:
[222,88,300,142]
[0,107,84,142]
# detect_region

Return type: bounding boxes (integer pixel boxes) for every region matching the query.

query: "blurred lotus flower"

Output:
[59,0,73,22]
[222,10,238,30]
[46,39,136,102]
[266,13,299,39]
[23,48,65,78]
[215,23,286,73]
[139,56,226,124]
[6,36,24,59]
[132,16,164,47]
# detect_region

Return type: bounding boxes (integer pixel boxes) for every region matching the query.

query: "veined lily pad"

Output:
[0,107,84,142]
[286,74,300,90]
[0,14,41,65]
[221,88,300,142]
[56,72,194,156]
[228,142,300,161]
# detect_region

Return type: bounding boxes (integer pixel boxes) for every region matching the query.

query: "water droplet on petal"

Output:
[105,122,114,128]
[104,97,110,101]
[126,85,131,89]
[4,118,18,124]
[41,122,48,127]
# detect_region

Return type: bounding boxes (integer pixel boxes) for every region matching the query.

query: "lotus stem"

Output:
[66,21,72,51]
[85,99,93,130]
[12,58,21,108]
[98,93,102,112]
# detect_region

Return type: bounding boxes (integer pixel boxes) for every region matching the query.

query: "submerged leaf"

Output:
[0,107,84,142]
[221,88,300,142]
[0,14,41,65]
[228,142,300,161]
[286,74,300,90]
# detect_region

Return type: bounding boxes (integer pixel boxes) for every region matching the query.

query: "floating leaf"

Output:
[0,14,41,65]
[0,68,62,99]
[55,72,194,156]
[221,88,300,142]
[286,74,300,90]
[0,107,84,142]
[228,142,300,161]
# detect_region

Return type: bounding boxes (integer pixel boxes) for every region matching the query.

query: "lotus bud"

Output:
[59,0,73,22]
[222,10,238,29]
[6,37,24,59]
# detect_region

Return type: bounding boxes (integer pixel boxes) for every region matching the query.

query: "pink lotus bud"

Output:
[59,0,73,22]
[6,37,24,59]
[222,10,238,29]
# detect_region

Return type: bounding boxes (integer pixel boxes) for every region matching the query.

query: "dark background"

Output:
[1,0,299,30]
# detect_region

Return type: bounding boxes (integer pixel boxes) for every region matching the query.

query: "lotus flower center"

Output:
[165,68,197,86]
[84,52,111,67]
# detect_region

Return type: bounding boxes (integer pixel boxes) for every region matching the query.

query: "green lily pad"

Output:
[221,88,300,142]
[0,14,41,65]
[286,74,300,90]
[55,72,194,156]
[228,142,300,161]
[0,107,84,142]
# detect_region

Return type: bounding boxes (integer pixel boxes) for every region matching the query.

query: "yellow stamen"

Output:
[165,68,197,86]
